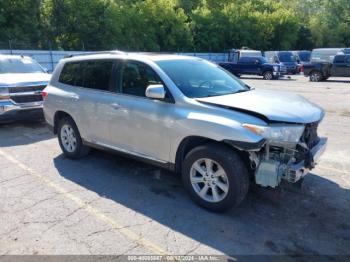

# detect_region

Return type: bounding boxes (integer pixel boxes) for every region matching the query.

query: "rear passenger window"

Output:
[82,61,114,91]
[59,60,114,91]
[238,57,249,64]
[120,61,162,97]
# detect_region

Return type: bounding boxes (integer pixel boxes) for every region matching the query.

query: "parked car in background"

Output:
[228,48,263,63]
[341,48,350,54]
[43,52,327,212]
[293,50,311,64]
[304,54,350,81]
[310,48,342,63]
[219,56,286,80]
[264,51,300,74]
[0,55,51,123]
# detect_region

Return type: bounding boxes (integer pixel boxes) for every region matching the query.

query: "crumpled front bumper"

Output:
[255,137,328,188]
[286,137,328,182]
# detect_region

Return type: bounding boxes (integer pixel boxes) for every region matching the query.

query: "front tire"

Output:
[182,143,249,212]
[263,71,273,80]
[57,117,90,159]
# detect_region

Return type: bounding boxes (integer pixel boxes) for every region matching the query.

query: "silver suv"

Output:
[43,52,327,212]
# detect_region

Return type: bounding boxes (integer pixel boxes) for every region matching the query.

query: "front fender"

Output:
[168,106,266,163]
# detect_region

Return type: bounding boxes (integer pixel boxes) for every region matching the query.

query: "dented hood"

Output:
[197,89,324,124]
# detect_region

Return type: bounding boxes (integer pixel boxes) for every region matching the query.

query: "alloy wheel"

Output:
[60,124,77,153]
[190,158,229,203]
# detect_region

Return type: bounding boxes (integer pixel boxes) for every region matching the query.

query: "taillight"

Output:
[42,91,48,100]
[300,65,304,73]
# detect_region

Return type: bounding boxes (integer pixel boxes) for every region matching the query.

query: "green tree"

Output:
[41,0,117,50]
[0,0,41,49]
[191,0,300,51]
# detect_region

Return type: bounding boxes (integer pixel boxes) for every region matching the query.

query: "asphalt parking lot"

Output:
[0,75,349,257]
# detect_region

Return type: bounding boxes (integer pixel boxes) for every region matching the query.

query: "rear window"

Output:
[238,57,255,64]
[59,60,114,91]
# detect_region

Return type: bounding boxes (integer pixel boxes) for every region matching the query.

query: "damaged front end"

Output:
[247,122,327,188]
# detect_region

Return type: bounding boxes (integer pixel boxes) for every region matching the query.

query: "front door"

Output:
[331,55,347,77]
[345,56,350,77]
[108,60,174,163]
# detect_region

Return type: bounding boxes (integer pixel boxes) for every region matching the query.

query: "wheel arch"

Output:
[53,111,75,134]
[174,136,251,174]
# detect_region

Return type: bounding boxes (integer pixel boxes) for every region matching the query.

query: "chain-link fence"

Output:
[0,40,230,72]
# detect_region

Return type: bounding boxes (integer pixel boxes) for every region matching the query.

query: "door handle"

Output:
[110,102,122,109]
[70,94,79,101]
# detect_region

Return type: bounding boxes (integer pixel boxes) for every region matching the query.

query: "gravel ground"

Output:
[0,75,349,258]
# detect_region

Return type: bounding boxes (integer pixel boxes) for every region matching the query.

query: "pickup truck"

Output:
[264,51,301,74]
[0,55,51,123]
[219,56,286,80]
[304,54,350,82]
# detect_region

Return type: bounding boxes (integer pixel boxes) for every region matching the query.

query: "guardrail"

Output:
[0,50,229,72]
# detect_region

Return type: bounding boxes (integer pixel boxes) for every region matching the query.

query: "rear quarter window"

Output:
[59,62,80,86]
[58,60,114,91]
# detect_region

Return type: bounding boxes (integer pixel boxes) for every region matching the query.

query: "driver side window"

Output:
[120,61,162,97]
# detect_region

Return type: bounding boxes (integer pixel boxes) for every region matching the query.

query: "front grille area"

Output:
[9,85,46,104]
[9,85,46,93]
[10,95,43,104]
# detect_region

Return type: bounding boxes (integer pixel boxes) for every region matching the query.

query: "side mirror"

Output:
[145,84,166,100]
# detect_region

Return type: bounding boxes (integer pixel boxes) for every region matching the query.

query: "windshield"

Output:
[156,59,248,98]
[298,52,311,62]
[278,52,295,62]
[0,57,45,74]
[259,57,269,64]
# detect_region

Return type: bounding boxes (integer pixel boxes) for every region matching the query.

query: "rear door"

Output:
[239,57,260,74]
[107,60,174,163]
[237,58,250,74]
[345,56,350,77]
[331,55,346,76]
[71,60,116,144]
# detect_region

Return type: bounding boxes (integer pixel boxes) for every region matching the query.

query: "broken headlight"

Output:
[243,123,305,143]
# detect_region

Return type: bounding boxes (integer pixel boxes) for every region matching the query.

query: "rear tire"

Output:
[57,117,90,159]
[309,71,323,82]
[182,143,249,212]
[263,71,273,80]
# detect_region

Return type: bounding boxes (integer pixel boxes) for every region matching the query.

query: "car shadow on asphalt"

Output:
[53,150,350,256]
[324,80,350,84]
[0,120,54,147]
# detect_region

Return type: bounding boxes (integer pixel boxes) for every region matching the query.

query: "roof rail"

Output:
[64,50,125,58]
